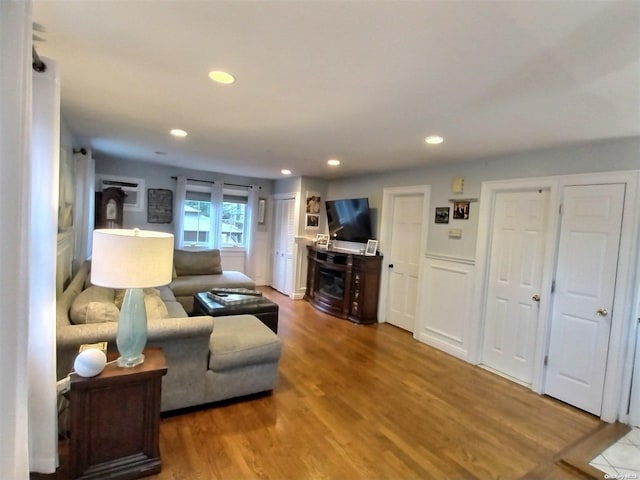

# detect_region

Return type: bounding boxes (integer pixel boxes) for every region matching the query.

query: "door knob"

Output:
[532,294,540,302]
[388,264,394,268]
[597,308,609,317]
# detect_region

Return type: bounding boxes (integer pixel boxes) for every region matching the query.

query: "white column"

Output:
[0,1,33,478]
[28,57,60,473]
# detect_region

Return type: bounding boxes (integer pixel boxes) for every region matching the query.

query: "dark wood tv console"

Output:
[305,245,382,324]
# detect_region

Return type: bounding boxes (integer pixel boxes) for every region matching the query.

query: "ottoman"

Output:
[206,314,282,402]
[193,291,279,333]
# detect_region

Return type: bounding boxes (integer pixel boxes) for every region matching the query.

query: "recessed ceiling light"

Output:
[170,129,188,137]
[281,169,292,175]
[208,70,236,85]
[327,158,341,166]
[425,135,444,145]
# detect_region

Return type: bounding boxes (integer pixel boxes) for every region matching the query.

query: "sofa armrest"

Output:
[57,315,214,348]
[56,322,119,350]
[146,315,215,411]
[147,315,214,341]
[56,316,215,381]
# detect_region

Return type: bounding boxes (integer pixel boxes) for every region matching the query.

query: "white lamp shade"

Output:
[91,229,174,288]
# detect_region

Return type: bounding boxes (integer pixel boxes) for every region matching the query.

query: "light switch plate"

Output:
[448,228,462,238]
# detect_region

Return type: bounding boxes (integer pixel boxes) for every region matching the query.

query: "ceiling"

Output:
[32,1,640,180]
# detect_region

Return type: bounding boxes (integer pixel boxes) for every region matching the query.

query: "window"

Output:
[221,188,248,247]
[180,185,249,248]
[183,189,211,247]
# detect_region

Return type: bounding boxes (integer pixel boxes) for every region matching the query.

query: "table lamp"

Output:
[91,228,174,367]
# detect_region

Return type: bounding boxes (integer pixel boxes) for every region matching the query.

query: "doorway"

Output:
[544,183,625,415]
[481,188,550,385]
[271,194,296,297]
[379,185,430,332]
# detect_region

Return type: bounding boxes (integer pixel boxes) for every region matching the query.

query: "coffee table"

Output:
[192,292,279,333]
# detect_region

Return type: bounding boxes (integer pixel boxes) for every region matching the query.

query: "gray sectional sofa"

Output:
[170,248,256,314]
[56,250,281,412]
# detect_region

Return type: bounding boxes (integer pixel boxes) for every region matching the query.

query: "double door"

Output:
[482,182,626,416]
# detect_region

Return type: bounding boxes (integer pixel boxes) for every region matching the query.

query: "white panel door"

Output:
[482,189,549,384]
[386,193,424,332]
[271,197,295,296]
[545,183,625,415]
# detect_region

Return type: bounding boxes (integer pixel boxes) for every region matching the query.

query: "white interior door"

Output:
[481,189,550,384]
[385,193,425,332]
[271,197,295,296]
[544,183,625,415]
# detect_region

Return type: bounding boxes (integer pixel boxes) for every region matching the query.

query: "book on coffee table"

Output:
[209,287,262,297]
[207,292,263,306]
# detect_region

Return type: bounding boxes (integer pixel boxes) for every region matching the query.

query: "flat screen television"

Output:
[325,198,373,243]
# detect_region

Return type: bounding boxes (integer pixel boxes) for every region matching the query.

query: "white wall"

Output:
[328,137,640,259]
[95,156,274,281]
[1,1,60,476]
[29,56,61,473]
[0,2,32,477]
[95,156,273,231]
[329,137,640,422]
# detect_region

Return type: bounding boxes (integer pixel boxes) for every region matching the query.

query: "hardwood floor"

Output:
[150,288,602,480]
[40,288,606,479]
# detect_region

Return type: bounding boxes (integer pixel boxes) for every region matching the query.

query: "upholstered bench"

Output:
[205,314,282,403]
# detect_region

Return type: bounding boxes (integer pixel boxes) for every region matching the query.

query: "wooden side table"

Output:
[68,347,167,479]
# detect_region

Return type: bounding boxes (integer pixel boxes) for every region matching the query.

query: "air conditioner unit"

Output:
[97,175,145,212]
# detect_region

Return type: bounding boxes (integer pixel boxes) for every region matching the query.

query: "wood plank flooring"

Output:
[39,288,606,479]
[150,288,601,479]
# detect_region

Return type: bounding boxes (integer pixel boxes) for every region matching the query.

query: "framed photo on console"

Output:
[315,234,329,249]
[365,239,378,256]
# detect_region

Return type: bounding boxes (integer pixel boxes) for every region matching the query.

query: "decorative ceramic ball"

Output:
[74,348,107,377]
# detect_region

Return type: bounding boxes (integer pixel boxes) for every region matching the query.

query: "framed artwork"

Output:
[316,233,329,249]
[365,239,378,256]
[306,214,319,230]
[258,198,266,225]
[453,201,470,220]
[435,207,450,224]
[306,191,321,214]
[147,188,173,223]
[305,191,321,230]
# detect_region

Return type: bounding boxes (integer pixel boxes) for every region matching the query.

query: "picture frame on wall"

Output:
[452,201,470,220]
[435,207,450,224]
[305,191,321,230]
[306,191,321,214]
[365,239,378,256]
[306,213,320,230]
[147,188,173,224]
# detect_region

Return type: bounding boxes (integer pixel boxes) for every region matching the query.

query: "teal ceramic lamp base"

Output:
[116,287,147,367]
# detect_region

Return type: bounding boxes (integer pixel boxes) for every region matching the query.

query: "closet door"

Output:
[481,189,550,385]
[544,183,625,415]
[271,197,295,296]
